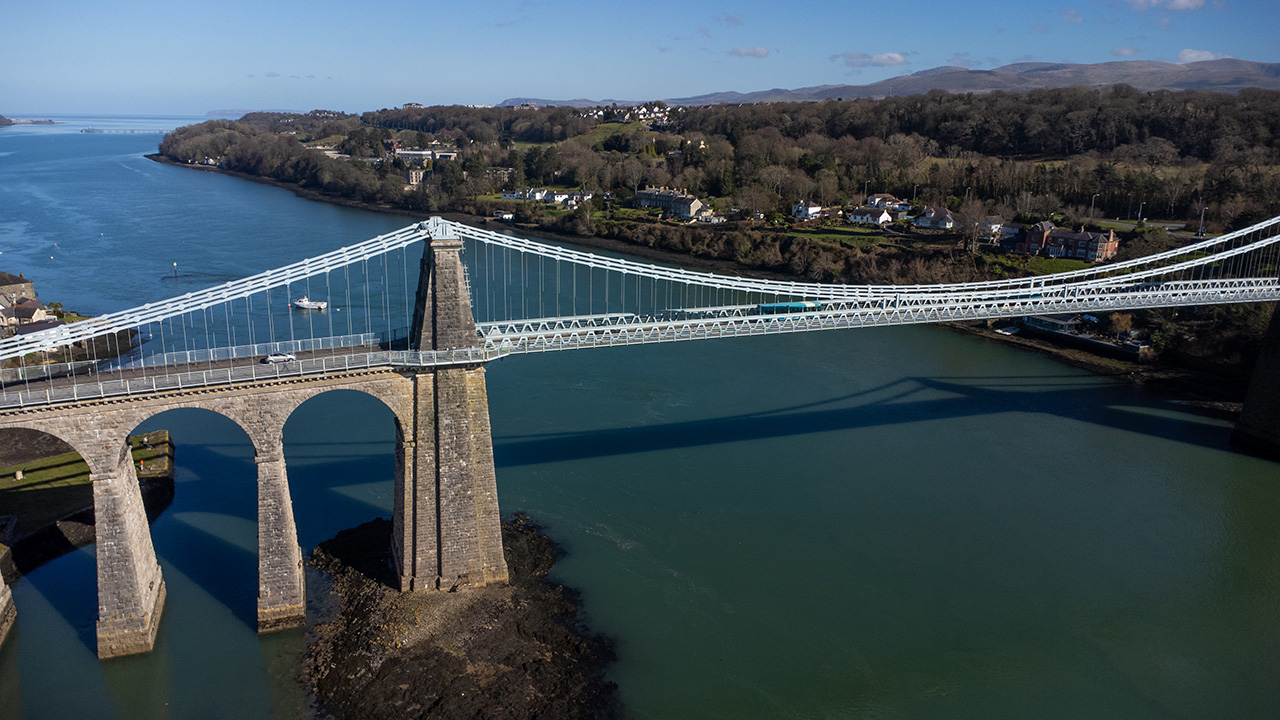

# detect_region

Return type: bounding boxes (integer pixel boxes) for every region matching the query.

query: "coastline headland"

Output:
[0,116,54,126]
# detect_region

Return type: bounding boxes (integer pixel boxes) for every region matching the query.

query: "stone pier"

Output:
[394,226,508,590]
[92,443,166,659]
[254,439,306,632]
[0,571,15,649]
[1233,303,1280,459]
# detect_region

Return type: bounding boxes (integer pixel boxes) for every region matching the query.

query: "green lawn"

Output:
[789,226,889,249]
[989,254,1094,276]
[610,207,663,221]
[0,430,172,545]
[573,122,650,147]
[1024,256,1094,274]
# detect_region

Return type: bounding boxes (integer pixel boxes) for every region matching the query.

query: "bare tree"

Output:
[955,198,988,254]
[1106,312,1133,339]
[621,158,644,192]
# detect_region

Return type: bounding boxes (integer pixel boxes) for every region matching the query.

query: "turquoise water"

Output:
[1,118,1278,719]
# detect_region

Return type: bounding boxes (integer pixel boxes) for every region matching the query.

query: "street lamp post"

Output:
[1090,193,1099,221]
[1137,201,1145,222]
[863,180,869,203]
[1198,197,1206,235]
[913,184,919,200]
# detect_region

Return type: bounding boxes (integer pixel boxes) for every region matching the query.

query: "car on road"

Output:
[261,352,297,364]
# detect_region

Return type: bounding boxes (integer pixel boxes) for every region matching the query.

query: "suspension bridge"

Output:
[1,215,1278,658]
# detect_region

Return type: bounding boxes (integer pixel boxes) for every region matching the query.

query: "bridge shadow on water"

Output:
[150,442,261,631]
[493,374,1238,467]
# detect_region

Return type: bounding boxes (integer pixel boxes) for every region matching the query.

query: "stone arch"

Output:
[0,407,168,658]
[276,387,403,560]
[0,423,95,652]
[0,361,509,654]
[122,405,262,631]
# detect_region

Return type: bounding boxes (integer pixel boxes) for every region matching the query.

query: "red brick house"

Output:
[1016,222,1118,261]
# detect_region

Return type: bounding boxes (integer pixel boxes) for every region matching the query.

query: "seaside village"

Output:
[0,272,59,341]
[297,102,1121,268]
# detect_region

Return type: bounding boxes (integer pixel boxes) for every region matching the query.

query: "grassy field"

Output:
[572,121,651,148]
[988,254,1094,276]
[0,430,172,548]
[789,226,890,249]
[609,207,663,221]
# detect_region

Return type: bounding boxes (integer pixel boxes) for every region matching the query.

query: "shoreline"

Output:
[144,153,1254,414]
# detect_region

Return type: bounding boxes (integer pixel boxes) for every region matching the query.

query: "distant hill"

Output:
[497,58,1280,108]
[205,109,297,118]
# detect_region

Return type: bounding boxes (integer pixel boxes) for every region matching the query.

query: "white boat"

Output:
[292,296,328,310]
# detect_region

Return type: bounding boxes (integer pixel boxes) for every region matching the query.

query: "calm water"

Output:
[1,118,1278,719]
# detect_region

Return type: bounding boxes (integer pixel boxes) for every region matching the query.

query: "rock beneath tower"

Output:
[305,515,619,719]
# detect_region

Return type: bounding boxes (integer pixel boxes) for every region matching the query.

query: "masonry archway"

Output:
[0,427,93,577]
[125,408,259,631]
[281,388,399,557]
[0,426,95,655]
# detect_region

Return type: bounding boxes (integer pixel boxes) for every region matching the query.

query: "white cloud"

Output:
[728,46,768,58]
[1112,46,1140,57]
[1125,0,1205,9]
[1061,9,1084,23]
[831,51,909,68]
[1176,48,1231,63]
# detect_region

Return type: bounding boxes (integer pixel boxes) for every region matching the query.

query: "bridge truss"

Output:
[2,215,1278,409]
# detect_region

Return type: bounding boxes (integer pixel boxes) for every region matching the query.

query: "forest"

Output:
[163,87,1280,231]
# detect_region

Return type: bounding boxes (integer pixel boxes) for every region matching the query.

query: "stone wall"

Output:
[0,570,15,649]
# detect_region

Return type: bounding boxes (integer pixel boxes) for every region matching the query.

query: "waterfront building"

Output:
[635,187,704,219]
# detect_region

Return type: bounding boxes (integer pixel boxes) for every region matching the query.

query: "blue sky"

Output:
[3,0,1277,115]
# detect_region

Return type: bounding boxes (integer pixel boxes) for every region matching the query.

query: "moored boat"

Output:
[292,296,328,310]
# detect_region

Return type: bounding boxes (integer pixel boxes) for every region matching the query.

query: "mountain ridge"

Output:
[497,58,1280,108]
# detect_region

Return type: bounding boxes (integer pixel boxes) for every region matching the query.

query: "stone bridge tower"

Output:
[396,222,508,591]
